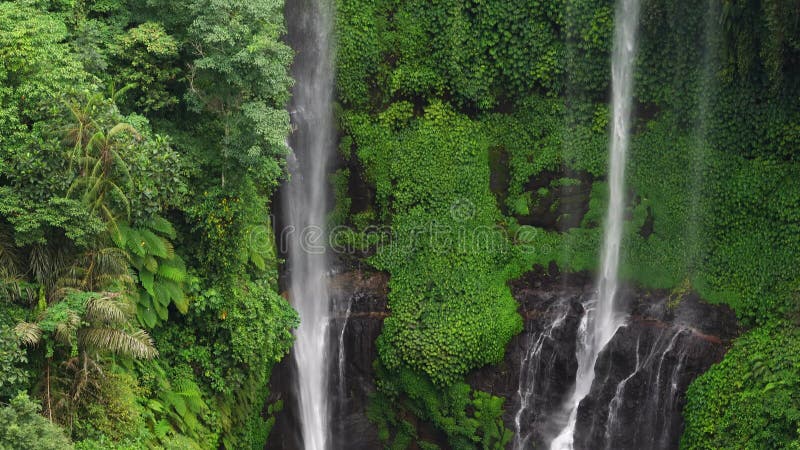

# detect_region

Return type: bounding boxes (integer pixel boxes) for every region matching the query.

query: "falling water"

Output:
[550,0,641,448]
[601,329,686,449]
[284,0,335,448]
[512,300,573,450]
[337,296,353,404]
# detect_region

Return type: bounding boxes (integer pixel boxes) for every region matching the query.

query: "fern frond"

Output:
[139,271,154,296]
[140,229,168,258]
[145,216,177,239]
[157,257,186,282]
[125,228,146,257]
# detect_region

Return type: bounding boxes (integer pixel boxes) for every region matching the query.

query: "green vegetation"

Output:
[335,0,800,447]
[682,323,800,450]
[0,392,73,450]
[1,0,799,448]
[0,0,296,448]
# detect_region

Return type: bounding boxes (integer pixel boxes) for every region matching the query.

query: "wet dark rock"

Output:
[266,271,388,450]
[573,291,738,450]
[267,268,738,450]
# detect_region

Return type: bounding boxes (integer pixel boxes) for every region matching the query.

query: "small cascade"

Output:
[283,0,336,448]
[336,295,354,406]
[602,329,686,449]
[512,300,574,450]
[549,0,642,448]
[574,324,695,450]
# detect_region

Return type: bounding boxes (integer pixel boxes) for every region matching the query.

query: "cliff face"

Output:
[266,269,738,450]
[266,271,387,450]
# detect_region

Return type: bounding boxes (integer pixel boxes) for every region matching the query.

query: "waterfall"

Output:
[284,0,335,448]
[601,329,686,449]
[550,0,641,448]
[512,300,573,450]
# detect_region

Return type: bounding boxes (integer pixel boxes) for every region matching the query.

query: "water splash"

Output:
[284,0,335,448]
[550,0,641,448]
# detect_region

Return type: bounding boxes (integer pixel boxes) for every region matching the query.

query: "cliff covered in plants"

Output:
[331,0,800,447]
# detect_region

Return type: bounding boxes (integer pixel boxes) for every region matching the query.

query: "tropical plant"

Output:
[15,291,156,424]
[112,218,188,327]
[65,98,139,229]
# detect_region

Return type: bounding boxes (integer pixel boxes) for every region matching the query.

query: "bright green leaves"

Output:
[346,100,519,444]
[140,364,212,449]
[16,291,158,360]
[350,102,522,385]
[113,220,187,327]
[682,324,800,449]
[370,367,512,449]
[0,2,88,124]
[0,392,74,450]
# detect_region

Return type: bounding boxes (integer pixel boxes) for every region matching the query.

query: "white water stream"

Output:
[284,0,335,448]
[549,0,641,447]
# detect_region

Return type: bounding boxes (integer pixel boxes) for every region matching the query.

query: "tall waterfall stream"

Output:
[284,0,336,448]
[549,0,642,447]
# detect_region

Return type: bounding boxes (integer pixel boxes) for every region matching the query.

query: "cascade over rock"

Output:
[266,268,738,450]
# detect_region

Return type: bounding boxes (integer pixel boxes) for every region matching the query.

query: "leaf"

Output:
[157,257,186,282]
[154,418,171,438]
[140,229,168,258]
[154,282,171,307]
[138,304,158,328]
[146,216,177,239]
[140,270,155,296]
[14,322,42,346]
[170,394,187,418]
[144,255,158,273]
[250,251,266,270]
[173,292,189,314]
[126,228,146,257]
[85,293,133,324]
[153,299,168,321]
[147,399,165,413]
[79,327,158,359]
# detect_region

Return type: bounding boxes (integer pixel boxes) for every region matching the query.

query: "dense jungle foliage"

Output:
[1,0,799,449]
[0,0,297,448]
[333,0,800,448]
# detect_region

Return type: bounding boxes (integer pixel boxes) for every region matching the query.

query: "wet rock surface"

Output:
[266,268,738,450]
[573,290,738,450]
[266,271,388,450]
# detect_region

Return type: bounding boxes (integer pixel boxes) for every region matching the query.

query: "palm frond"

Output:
[107,123,137,139]
[0,224,20,277]
[79,327,158,359]
[84,293,133,325]
[15,321,43,346]
[54,310,80,345]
